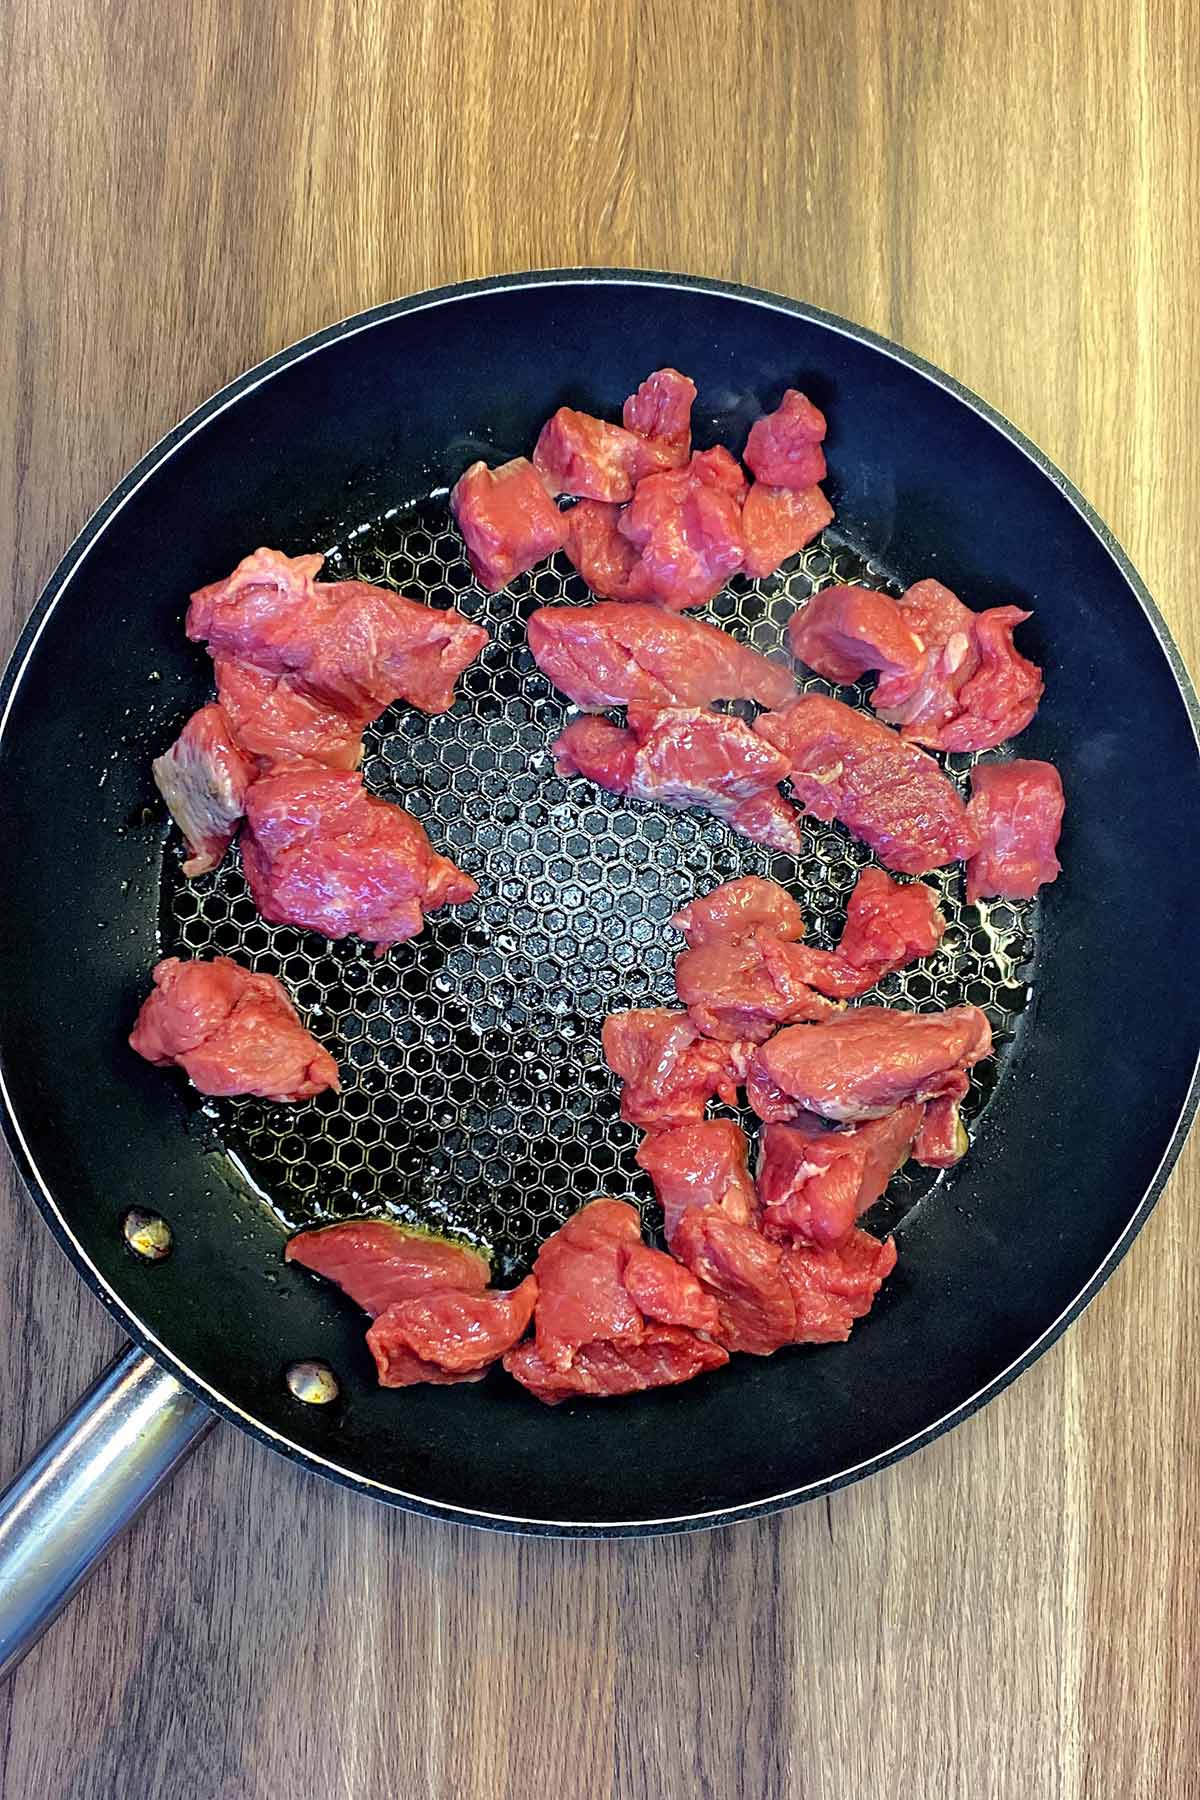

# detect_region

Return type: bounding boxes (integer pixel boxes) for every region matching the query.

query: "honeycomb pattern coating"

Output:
[161,510,1036,1276]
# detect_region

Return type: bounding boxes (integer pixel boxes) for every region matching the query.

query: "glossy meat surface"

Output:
[601,1008,750,1129]
[757,1104,923,1246]
[503,1199,728,1404]
[743,390,827,488]
[741,483,834,578]
[674,936,836,1042]
[449,457,568,592]
[188,547,487,715]
[672,875,806,948]
[753,1003,992,1121]
[621,367,696,468]
[152,704,254,877]
[562,500,650,601]
[527,603,794,711]
[965,758,1064,901]
[787,584,923,687]
[756,693,978,873]
[241,767,476,949]
[782,866,946,1000]
[284,1219,490,1317]
[214,660,367,771]
[533,408,643,502]
[553,708,803,854]
[367,1277,539,1388]
[616,455,746,609]
[130,956,338,1101]
[635,1120,758,1244]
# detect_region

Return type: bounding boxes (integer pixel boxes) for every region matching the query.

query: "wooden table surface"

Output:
[2,2,1198,1795]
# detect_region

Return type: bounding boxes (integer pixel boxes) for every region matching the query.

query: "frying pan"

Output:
[1,271,1198,1675]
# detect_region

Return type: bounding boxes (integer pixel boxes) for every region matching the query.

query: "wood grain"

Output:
[2,1,1198,1794]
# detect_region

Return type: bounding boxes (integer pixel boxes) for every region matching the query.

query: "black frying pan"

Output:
[1,272,1197,1621]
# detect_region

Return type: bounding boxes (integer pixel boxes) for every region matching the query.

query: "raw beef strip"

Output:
[601,1009,751,1130]
[673,936,836,1043]
[919,606,1043,751]
[776,866,945,1000]
[670,1206,797,1354]
[787,585,923,687]
[188,548,487,716]
[563,501,650,601]
[214,660,367,771]
[635,1120,758,1245]
[756,1104,923,1247]
[367,1277,539,1388]
[622,367,696,477]
[527,602,794,711]
[504,1326,727,1404]
[285,1218,490,1316]
[533,408,644,502]
[130,956,338,1101]
[615,453,746,610]
[742,483,834,578]
[752,1003,992,1122]
[871,580,1044,751]
[965,758,1064,902]
[502,1199,728,1404]
[779,1229,898,1341]
[871,578,980,735]
[911,1095,969,1167]
[756,693,978,873]
[743,390,827,488]
[242,767,476,950]
[449,457,569,592]
[553,707,804,854]
[152,704,255,877]
[672,875,806,948]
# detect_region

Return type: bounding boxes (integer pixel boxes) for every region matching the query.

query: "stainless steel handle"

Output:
[0,1345,216,1680]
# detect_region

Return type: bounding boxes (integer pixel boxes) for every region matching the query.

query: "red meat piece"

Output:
[787,584,923,687]
[912,1095,969,1167]
[622,367,696,477]
[745,1061,806,1124]
[285,1218,490,1316]
[527,602,794,712]
[742,484,834,579]
[367,1276,538,1388]
[504,1326,727,1404]
[621,1244,721,1333]
[152,704,254,878]
[671,1206,798,1354]
[911,607,1043,752]
[533,409,642,503]
[743,390,827,488]
[601,1008,751,1130]
[562,501,651,601]
[778,866,945,1000]
[187,548,488,715]
[449,457,568,592]
[780,1229,898,1342]
[635,1120,758,1245]
[965,758,1064,902]
[673,875,806,948]
[674,936,836,1042]
[214,660,367,772]
[871,578,980,734]
[553,707,804,855]
[130,956,339,1101]
[502,1199,729,1404]
[752,1003,992,1122]
[757,1103,923,1247]
[529,1199,644,1371]
[616,457,745,610]
[241,767,476,950]
[756,693,978,873]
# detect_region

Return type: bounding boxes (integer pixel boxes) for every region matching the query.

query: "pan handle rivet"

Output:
[285,1360,340,1405]
[121,1209,173,1261]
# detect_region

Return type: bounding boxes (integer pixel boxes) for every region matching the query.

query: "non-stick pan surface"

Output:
[1,271,1197,1534]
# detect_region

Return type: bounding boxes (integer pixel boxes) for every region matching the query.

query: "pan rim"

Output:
[2,266,1198,1536]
